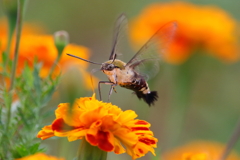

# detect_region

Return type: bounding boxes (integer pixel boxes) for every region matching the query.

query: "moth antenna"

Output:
[67,53,102,65]
[111,54,117,64]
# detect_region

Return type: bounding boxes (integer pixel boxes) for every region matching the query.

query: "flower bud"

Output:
[54,30,69,57]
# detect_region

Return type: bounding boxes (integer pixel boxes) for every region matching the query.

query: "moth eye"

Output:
[107,64,114,70]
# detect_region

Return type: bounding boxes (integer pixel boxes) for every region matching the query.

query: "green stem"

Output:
[7,0,25,131]
[77,138,107,160]
[164,60,193,149]
[49,55,60,77]
[219,117,240,160]
[4,10,17,69]
[49,44,65,77]
[9,0,25,90]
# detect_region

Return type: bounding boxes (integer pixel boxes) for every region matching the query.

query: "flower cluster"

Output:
[37,94,158,159]
[130,2,239,64]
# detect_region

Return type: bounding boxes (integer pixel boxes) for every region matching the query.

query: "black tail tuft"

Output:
[135,91,158,106]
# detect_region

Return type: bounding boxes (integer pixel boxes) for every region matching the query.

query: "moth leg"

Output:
[98,81,114,101]
[113,87,117,93]
[108,84,117,102]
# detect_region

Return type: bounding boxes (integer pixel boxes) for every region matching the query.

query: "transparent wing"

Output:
[109,14,128,60]
[126,21,177,80]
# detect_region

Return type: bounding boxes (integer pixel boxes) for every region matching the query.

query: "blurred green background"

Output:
[1,0,240,159]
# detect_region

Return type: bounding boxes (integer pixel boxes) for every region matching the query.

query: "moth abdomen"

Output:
[135,91,158,106]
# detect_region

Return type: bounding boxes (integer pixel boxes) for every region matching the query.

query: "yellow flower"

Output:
[37,94,158,159]
[162,141,240,160]
[130,2,239,64]
[15,153,64,160]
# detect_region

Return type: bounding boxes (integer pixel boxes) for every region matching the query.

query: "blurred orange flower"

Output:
[15,153,64,160]
[162,141,240,160]
[130,2,239,64]
[0,18,45,38]
[37,94,158,159]
[0,19,96,89]
[11,35,90,77]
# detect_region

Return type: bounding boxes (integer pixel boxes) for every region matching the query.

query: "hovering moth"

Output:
[67,14,177,106]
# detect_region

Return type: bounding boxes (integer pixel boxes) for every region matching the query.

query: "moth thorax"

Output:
[103,59,126,69]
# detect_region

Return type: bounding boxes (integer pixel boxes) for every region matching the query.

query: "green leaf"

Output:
[1,51,7,67]
[13,142,45,158]
[29,142,45,154]
[33,63,42,96]
[41,84,56,105]
[22,63,34,88]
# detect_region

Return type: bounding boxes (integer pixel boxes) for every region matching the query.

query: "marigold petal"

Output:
[101,115,120,131]
[55,103,68,118]
[131,136,158,159]
[139,136,157,147]
[86,129,115,152]
[90,120,102,128]
[114,128,138,147]
[98,131,115,152]
[77,96,95,110]
[134,120,150,125]
[51,118,85,139]
[67,129,87,142]
[116,110,138,123]
[113,138,126,154]
[52,118,75,132]
[37,125,54,140]
[131,120,153,135]
[55,102,83,127]
[52,125,85,139]
[80,106,107,128]
[86,128,99,146]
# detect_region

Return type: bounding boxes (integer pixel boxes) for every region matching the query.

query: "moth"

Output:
[67,14,177,106]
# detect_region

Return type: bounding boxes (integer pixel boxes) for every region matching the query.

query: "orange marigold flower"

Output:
[15,153,64,160]
[130,2,239,64]
[37,94,158,159]
[16,35,90,77]
[162,141,240,160]
[0,20,97,89]
[2,35,90,77]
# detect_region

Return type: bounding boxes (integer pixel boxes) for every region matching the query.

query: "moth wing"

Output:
[109,14,128,61]
[126,21,177,80]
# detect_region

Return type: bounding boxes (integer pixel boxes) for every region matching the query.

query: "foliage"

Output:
[0,58,60,159]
